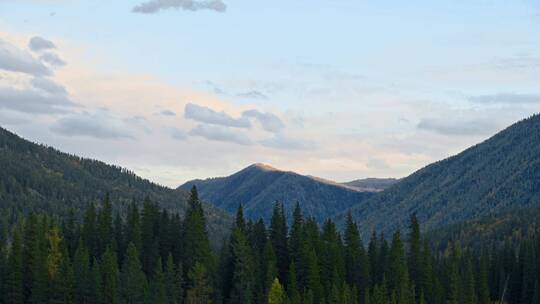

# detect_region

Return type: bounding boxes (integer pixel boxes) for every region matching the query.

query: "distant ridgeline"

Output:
[0,193,538,304]
[0,126,232,244]
[179,163,376,224]
[339,114,540,239]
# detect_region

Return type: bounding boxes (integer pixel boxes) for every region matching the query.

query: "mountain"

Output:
[0,126,231,242]
[179,163,375,222]
[342,178,399,192]
[340,114,540,238]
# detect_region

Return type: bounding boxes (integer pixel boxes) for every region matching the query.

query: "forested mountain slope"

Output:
[341,114,540,238]
[179,163,374,222]
[0,126,231,241]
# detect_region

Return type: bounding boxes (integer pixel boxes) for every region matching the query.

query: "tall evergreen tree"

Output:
[101,247,119,304]
[5,229,23,304]
[165,254,183,304]
[185,263,213,304]
[269,202,288,285]
[267,279,285,304]
[182,186,212,279]
[120,243,148,304]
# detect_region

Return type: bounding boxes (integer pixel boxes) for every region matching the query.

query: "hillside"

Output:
[179,163,374,222]
[342,178,399,192]
[340,114,540,238]
[0,127,231,242]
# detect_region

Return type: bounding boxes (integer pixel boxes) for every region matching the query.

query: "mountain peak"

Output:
[248,163,281,172]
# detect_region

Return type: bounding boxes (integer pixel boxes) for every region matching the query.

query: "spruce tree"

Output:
[185,262,213,304]
[182,186,212,278]
[101,247,119,304]
[165,254,183,304]
[120,243,148,304]
[149,257,167,304]
[269,202,288,285]
[5,229,23,304]
[267,278,285,304]
[229,227,255,304]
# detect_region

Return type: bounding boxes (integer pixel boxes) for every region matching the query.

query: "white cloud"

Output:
[28,36,56,52]
[184,102,251,128]
[132,0,227,14]
[0,39,51,76]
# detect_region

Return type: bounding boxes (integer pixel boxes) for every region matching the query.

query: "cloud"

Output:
[50,111,135,139]
[417,117,498,136]
[132,0,227,14]
[242,109,284,133]
[237,90,268,100]
[31,77,68,95]
[184,103,250,128]
[469,93,540,104]
[189,124,252,145]
[28,36,56,52]
[260,134,316,150]
[159,109,176,116]
[0,87,76,114]
[40,52,66,66]
[171,127,188,140]
[0,39,52,76]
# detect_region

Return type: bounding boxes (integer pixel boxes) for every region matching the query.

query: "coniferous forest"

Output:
[0,186,539,304]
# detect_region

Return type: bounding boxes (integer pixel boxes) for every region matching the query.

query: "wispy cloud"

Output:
[184,103,251,128]
[189,124,252,145]
[158,109,177,116]
[132,0,227,14]
[0,87,76,114]
[469,93,540,104]
[237,90,268,100]
[50,111,135,139]
[40,52,66,66]
[417,117,498,136]
[242,109,284,133]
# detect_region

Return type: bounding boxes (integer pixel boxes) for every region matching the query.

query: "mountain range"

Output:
[0,126,232,243]
[179,164,380,222]
[340,114,540,238]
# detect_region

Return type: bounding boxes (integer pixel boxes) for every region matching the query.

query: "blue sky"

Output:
[1,0,540,186]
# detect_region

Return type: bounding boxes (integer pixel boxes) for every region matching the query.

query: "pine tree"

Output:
[126,202,142,253]
[73,241,91,304]
[344,213,369,300]
[83,204,98,258]
[267,278,285,304]
[5,229,23,304]
[407,213,421,300]
[165,254,183,304]
[305,249,322,304]
[89,258,103,304]
[229,227,255,304]
[141,198,160,276]
[287,262,301,304]
[182,187,212,278]
[101,247,119,304]
[478,253,490,304]
[149,257,167,304]
[463,258,477,304]
[269,202,288,285]
[120,243,148,304]
[387,230,410,301]
[97,193,113,257]
[185,263,213,304]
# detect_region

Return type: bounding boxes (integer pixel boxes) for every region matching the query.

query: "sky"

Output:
[0,0,539,187]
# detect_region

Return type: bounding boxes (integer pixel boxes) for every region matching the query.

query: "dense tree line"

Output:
[0,187,539,303]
